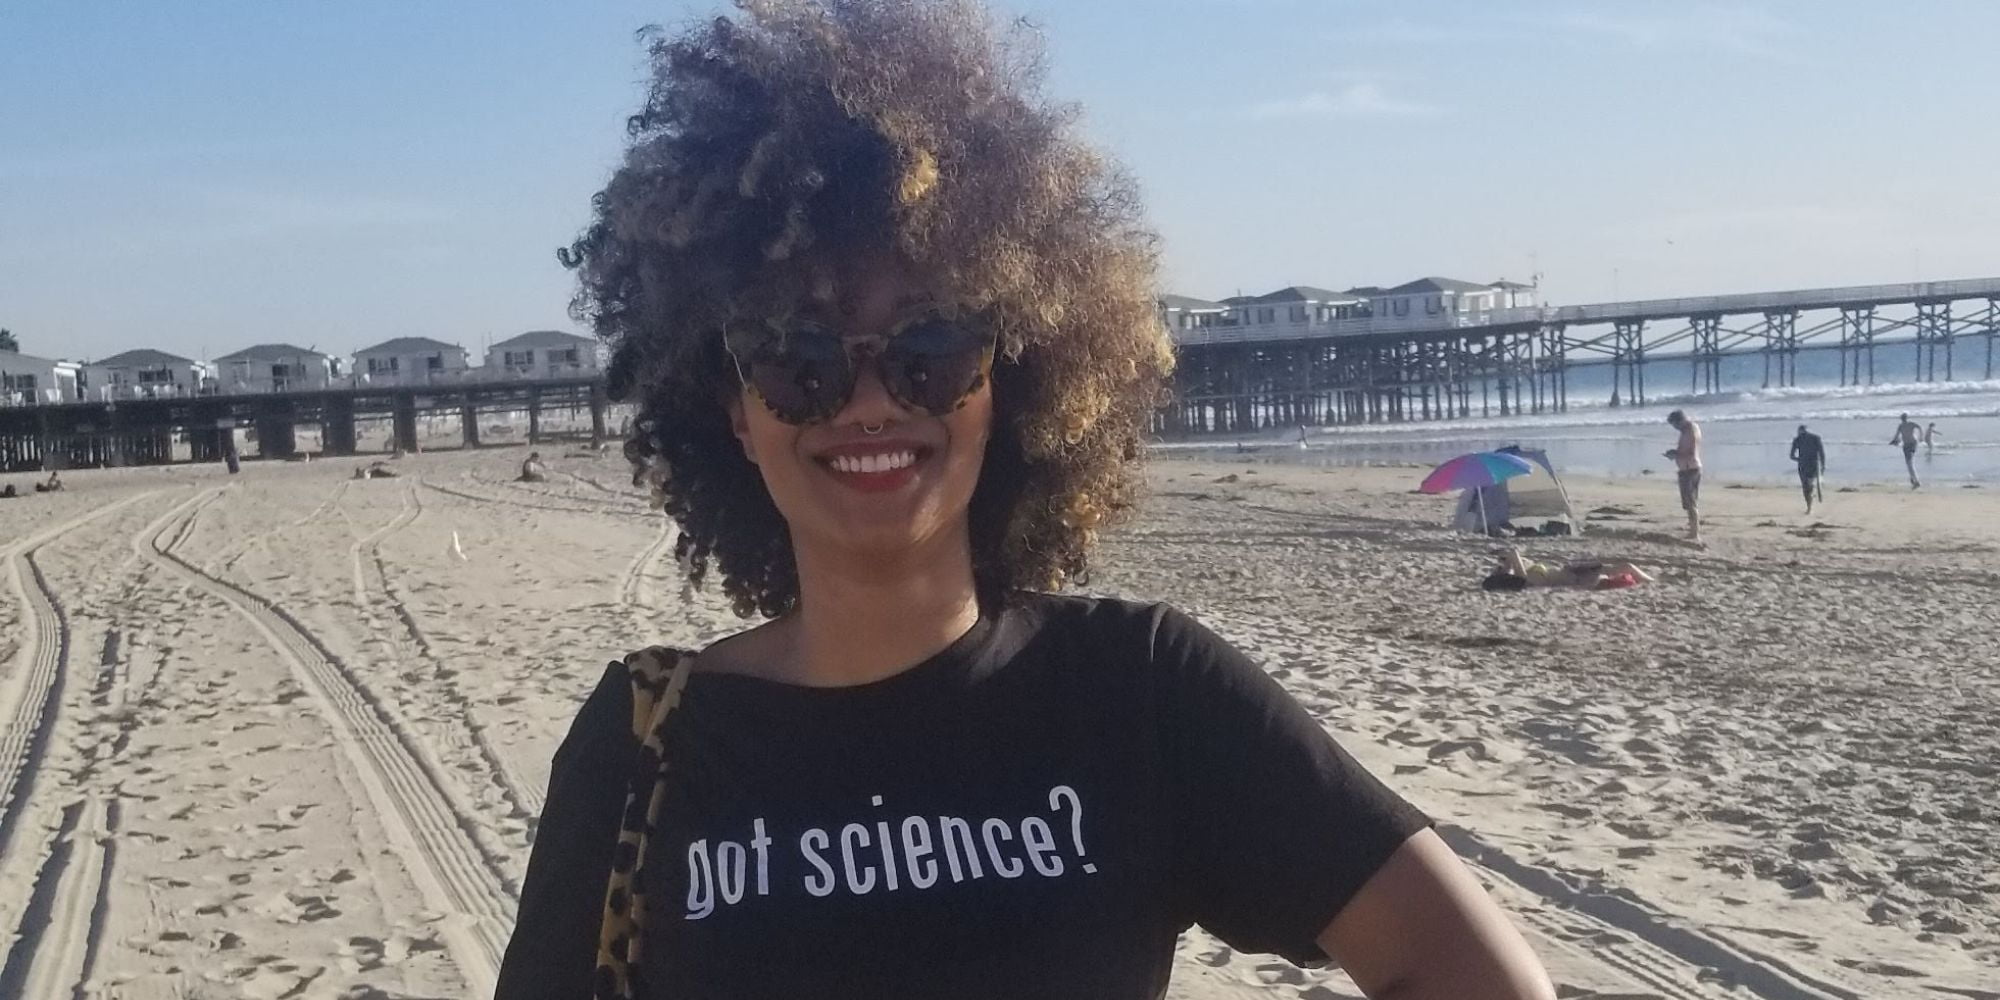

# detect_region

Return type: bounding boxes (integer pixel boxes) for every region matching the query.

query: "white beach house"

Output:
[213,343,340,394]
[1360,277,1540,321]
[1160,277,1543,344]
[351,337,470,387]
[484,330,607,380]
[82,349,213,400]
[0,350,83,405]
[1221,286,1368,327]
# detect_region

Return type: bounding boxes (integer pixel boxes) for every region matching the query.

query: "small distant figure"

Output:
[518,451,549,483]
[1664,410,1702,542]
[1924,421,1942,457]
[0,484,16,500]
[1789,424,1826,514]
[1483,547,1657,591]
[1890,413,1922,488]
[353,461,399,480]
[32,471,63,493]
[1296,424,1308,446]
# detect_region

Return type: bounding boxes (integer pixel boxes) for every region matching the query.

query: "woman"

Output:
[1484,547,1656,592]
[497,2,1554,998]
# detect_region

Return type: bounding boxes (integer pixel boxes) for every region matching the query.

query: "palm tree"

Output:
[0,328,17,353]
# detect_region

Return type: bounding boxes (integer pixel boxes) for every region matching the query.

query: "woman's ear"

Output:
[724,390,759,466]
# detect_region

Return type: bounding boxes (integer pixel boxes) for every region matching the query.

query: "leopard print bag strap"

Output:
[593,646,693,999]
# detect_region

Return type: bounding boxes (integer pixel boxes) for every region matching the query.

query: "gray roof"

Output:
[491,329,597,350]
[91,348,196,368]
[0,349,73,368]
[215,343,328,363]
[1344,285,1388,297]
[354,336,464,356]
[1158,294,1230,312]
[1489,279,1535,290]
[1384,277,1493,295]
[1247,285,1359,304]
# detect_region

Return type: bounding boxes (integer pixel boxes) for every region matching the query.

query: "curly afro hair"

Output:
[561,0,1174,619]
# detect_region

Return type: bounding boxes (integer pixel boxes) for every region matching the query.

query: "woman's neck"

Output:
[777,528,983,687]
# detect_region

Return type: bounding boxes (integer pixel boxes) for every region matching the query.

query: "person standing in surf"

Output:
[1891,413,1923,489]
[495,3,1555,998]
[1665,410,1703,542]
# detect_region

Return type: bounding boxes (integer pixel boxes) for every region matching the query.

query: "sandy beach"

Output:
[0,447,1993,999]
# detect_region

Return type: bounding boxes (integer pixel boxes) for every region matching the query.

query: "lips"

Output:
[812,440,933,494]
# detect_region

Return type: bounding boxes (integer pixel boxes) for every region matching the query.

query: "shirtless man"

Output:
[1891,414,1922,489]
[1665,410,1702,542]
[518,451,548,483]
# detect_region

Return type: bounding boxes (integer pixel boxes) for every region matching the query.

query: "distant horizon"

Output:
[6,1,1998,362]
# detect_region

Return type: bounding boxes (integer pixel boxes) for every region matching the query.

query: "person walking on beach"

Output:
[1665,410,1702,542]
[495,4,1555,999]
[1924,421,1942,456]
[1789,425,1826,514]
[1891,413,1922,488]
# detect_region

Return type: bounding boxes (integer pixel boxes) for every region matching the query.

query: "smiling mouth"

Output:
[819,448,927,475]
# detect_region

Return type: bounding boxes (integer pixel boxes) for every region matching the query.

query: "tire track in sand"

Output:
[618,516,677,617]
[0,797,116,1000]
[344,481,543,821]
[420,477,645,519]
[137,489,517,997]
[0,493,157,868]
[0,495,157,1000]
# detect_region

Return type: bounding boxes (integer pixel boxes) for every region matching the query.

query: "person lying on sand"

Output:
[1484,547,1656,591]
[517,451,548,483]
[352,461,398,480]
[33,471,63,493]
[0,484,16,499]
[495,6,1555,999]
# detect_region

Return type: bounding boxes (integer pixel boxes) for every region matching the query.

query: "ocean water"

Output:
[1158,345,2000,486]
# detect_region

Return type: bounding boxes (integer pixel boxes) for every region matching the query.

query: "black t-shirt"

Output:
[495,593,1430,1000]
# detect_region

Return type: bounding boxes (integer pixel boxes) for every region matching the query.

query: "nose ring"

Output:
[861,423,883,435]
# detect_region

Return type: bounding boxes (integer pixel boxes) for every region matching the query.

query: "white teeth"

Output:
[829,451,917,474]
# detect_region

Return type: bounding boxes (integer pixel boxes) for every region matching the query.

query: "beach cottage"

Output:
[351,337,469,387]
[82,349,212,400]
[484,330,607,380]
[213,343,340,394]
[1362,277,1540,322]
[1221,286,1367,328]
[0,350,83,405]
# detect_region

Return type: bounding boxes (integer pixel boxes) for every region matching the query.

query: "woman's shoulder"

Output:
[1006,591,1224,668]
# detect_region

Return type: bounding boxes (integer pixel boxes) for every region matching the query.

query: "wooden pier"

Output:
[0,377,607,473]
[1157,277,2000,435]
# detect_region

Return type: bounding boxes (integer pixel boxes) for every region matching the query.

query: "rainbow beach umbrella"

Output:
[1420,451,1536,535]
[1418,450,1535,494]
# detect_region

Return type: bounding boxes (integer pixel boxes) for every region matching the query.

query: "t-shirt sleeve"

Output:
[1149,604,1431,965]
[495,660,635,1000]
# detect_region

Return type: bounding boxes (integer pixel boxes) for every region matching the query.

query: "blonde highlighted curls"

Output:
[564,0,1173,618]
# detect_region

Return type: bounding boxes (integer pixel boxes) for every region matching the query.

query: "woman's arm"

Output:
[1317,829,1556,1000]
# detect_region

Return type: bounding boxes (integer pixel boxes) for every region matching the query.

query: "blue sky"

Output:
[4,1,1997,362]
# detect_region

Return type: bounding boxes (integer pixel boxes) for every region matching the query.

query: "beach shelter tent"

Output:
[1452,446,1581,535]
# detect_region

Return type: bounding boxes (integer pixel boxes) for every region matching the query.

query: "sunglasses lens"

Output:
[881,318,992,415]
[747,330,852,424]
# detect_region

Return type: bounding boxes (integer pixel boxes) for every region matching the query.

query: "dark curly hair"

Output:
[561,0,1174,618]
